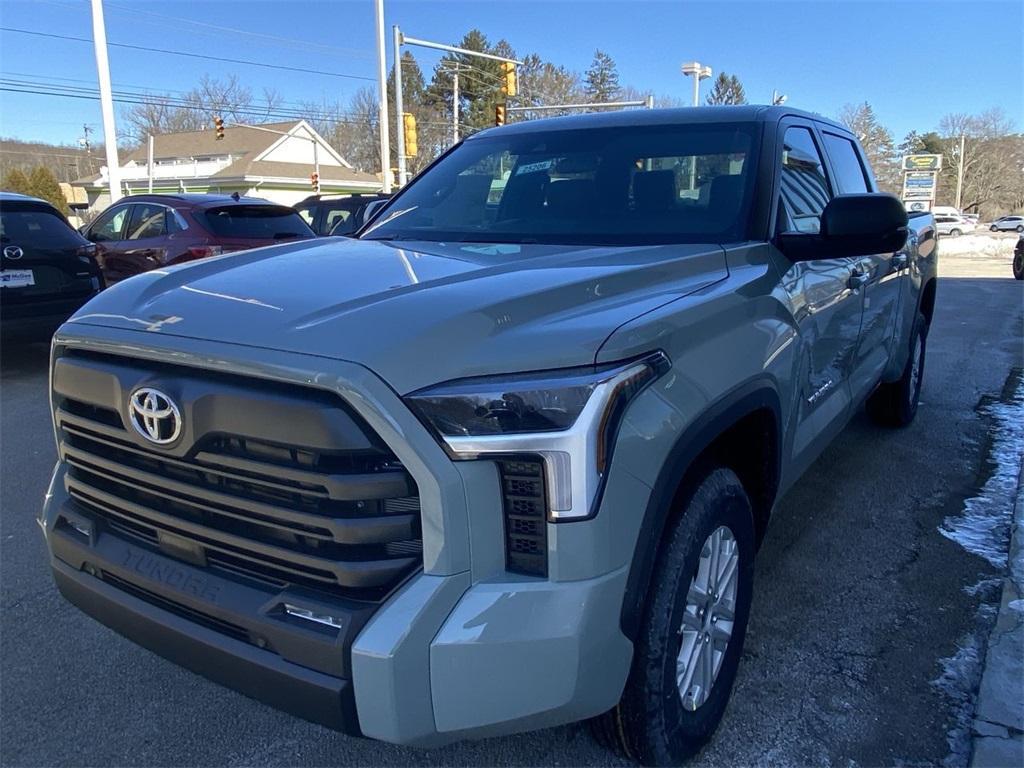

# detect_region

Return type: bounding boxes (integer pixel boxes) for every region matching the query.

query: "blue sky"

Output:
[1,0,1021,147]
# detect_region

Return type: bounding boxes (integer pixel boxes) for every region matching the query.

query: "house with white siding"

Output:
[72,120,381,212]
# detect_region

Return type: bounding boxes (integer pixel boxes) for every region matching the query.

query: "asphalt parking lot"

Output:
[2,252,1022,767]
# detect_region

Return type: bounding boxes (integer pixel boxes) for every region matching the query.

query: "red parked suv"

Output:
[83,193,315,283]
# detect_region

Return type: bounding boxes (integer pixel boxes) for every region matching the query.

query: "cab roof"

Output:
[471,104,849,139]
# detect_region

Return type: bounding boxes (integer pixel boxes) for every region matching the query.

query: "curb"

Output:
[969,455,1024,767]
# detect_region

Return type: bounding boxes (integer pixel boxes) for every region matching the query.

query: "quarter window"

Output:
[822,133,870,194]
[779,127,831,234]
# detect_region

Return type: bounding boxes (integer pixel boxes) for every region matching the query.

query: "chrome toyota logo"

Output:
[3,246,23,260]
[128,388,182,445]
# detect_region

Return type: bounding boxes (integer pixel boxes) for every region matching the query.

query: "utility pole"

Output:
[147,134,154,193]
[392,25,406,187]
[90,0,122,202]
[451,66,460,145]
[374,0,391,193]
[955,132,965,210]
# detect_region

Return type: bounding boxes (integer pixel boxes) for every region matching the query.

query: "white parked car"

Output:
[935,215,973,237]
[990,215,1024,232]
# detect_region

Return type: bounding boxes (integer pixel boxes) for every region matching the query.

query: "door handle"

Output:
[891,253,908,269]
[848,268,870,289]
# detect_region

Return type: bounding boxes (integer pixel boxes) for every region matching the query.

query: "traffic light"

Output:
[501,61,517,97]
[495,104,506,126]
[310,172,319,192]
[402,112,418,157]
[214,115,225,140]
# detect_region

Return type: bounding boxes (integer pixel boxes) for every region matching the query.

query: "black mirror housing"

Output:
[779,193,909,261]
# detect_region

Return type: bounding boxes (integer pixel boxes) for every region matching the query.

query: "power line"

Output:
[0,84,369,126]
[0,27,376,82]
[101,1,375,59]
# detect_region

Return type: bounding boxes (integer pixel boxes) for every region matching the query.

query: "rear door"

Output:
[820,129,905,403]
[772,121,864,464]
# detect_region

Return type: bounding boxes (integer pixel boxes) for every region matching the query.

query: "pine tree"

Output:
[705,73,747,105]
[2,168,34,197]
[838,102,900,194]
[584,50,620,103]
[28,166,69,215]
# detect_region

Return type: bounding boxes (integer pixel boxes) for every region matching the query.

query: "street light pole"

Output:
[393,25,406,187]
[374,0,391,193]
[451,66,459,145]
[680,61,712,107]
[90,0,122,202]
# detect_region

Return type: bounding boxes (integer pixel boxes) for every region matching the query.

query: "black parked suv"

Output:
[294,193,391,236]
[0,192,104,340]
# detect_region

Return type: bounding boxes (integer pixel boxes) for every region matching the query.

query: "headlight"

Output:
[405,352,669,520]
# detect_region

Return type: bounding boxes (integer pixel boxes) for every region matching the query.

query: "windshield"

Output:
[198,205,314,240]
[363,122,759,245]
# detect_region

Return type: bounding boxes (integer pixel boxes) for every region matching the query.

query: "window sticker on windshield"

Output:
[516,160,553,176]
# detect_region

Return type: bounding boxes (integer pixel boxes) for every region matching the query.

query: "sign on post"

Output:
[901,154,943,212]
[902,154,943,172]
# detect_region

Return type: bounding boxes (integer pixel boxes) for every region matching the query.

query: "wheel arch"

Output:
[619,379,782,641]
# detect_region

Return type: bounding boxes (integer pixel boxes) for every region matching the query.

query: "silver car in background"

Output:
[990,215,1024,232]
[935,214,974,237]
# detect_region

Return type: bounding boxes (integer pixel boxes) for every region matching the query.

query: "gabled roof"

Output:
[211,158,378,185]
[123,120,302,162]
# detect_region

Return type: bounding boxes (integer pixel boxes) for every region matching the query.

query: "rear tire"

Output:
[990,225,999,232]
[867,312,927,427]
[1013,249,1023,280]
[592,468,755,766]
[950,228,962,237]
[1016,225,1023,233]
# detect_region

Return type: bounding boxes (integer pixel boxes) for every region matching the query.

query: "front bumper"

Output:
[42,326,644,746]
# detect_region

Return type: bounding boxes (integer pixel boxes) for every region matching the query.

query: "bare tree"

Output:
[120,75,284,144]
[938,108,1022,216]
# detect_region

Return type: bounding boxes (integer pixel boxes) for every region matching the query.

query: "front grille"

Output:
[54,355,423,602]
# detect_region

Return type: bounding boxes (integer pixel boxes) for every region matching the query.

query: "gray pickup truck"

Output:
[40,106,936,765]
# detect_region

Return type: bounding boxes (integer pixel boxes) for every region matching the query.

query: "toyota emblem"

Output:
[3,246,24,260]
[128,388,182,445]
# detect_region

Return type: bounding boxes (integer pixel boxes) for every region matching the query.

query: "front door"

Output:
[772,123,864,466]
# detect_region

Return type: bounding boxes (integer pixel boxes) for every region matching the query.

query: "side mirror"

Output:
[778,193,908,261]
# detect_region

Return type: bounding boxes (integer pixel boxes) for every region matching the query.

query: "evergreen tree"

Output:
[838,102,900,194]
[705,73,747,105]
[28,166,69,214]
[584,50,620,103]
[2,168,34,197]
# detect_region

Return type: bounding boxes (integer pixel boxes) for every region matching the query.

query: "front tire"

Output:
[950,228,962,237]
[867,312,928,427]
[990,225,999,232]
[593,468,755,765]
[1013,249,1023,280]
[1016,225,1023,233]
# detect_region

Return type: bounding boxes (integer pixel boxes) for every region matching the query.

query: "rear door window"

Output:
[821,133,871,194]
[779,126,832,234]
[0,206,84,249]
[126,203,168,240]
[199,205,314,239]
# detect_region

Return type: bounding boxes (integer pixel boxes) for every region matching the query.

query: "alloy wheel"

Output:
[676,525,740,711]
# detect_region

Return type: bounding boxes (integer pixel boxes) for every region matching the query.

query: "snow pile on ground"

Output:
[938,234,1017,259]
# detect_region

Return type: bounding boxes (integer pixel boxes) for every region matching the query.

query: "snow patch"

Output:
[940,378,1024,570]
[937,234,1017,259]
[933,633,986,766]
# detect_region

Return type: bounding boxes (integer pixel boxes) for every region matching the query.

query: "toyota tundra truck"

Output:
[40,106,937,765]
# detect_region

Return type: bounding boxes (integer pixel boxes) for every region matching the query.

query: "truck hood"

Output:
[68,237,726,393]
